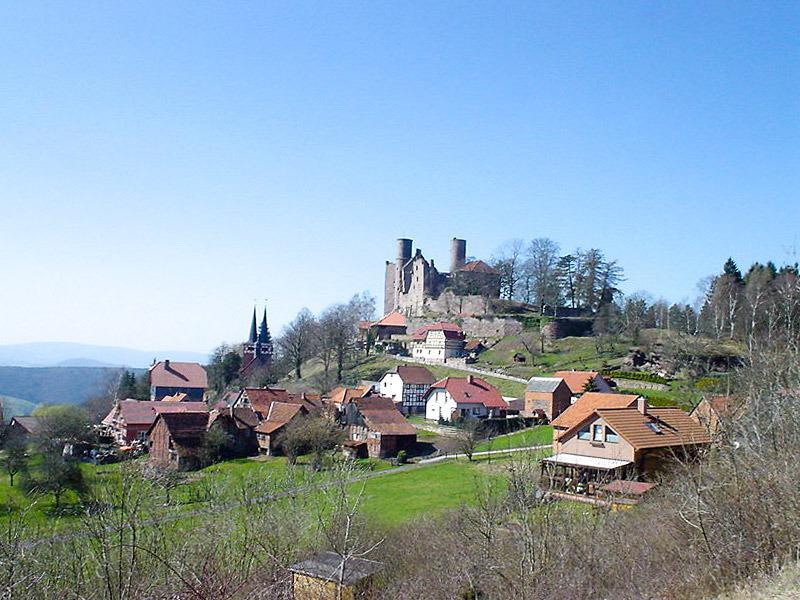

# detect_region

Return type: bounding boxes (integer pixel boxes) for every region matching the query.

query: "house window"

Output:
[604,427,619,443]
[577,425,590,440]
[592,424,603,441]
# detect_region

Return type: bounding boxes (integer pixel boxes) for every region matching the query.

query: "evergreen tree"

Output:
[723,257,743,282]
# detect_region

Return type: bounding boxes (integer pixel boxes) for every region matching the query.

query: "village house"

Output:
[230,386,322,417]
[543,394,710,495]
[149,360,208,401]
[424,375,508,422]
[207,406,260,457]
[463,339,487,361]
[289,551,383,600]
[553,370,613,402]
[690,395,742,438]
[147,410,210,470]
[253,401,308,455]
[378,365,436,415]
[523,376,572,421]
[101,399,209,445]
[411,322,465,363]
[340,396,417,459]
[365,311,408,340]
[326,385,372,410]
[7,416,42,440]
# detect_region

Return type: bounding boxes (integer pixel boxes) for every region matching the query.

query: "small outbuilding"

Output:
[289,551,383,600]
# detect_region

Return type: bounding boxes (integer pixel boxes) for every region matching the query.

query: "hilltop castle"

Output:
[384,238,500,317]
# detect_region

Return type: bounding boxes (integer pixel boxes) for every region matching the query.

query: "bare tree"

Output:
[491,239,526,300]
[278,308,317,379]
[526,238,561,310]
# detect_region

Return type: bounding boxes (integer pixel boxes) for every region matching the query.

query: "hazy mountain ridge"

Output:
[0,342,209,369]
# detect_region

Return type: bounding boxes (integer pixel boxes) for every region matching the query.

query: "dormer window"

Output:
[577,425,590,440]
[592,424,603,441]
[605,427,619,443]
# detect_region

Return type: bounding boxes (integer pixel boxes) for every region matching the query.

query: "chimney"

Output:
[164,359,170,370]
[637,396,647,415]
[467,375,474,385]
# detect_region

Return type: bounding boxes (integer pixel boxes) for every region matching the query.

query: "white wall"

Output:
[426,389,455,420]
[380,373,403,403]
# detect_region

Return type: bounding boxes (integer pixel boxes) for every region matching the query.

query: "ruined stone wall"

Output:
[423,290,491,317]
[461,317,523,338]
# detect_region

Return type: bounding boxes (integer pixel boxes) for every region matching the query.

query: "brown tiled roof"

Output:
[600,480,658,496]
[149,361,208,389]
[705,395,741,416]
[209,406,260,430]
[551,392,639,432]
[427,376,507,409]
[464,340,485,352]
[327,386,372,405]
[596,406,712,450]
[412,322,464,341]
[553,371,601,395]
[10,416,42,434]
[458,260,497,274]
[110,400,208,427]
[266,401,304,423]
[162,392,189,402]
[154,412,209,449]
[355,396,417,436]
[390,365,435,386]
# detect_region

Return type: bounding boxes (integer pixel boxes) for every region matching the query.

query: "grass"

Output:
[356,458,506,527]
[474,426,553,453]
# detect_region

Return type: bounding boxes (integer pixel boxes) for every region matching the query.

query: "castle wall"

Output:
[461,317,523,338]
[424,291,491,317]
[384,262,396,315]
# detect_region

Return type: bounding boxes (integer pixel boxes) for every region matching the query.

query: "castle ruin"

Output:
[383,238,500,317]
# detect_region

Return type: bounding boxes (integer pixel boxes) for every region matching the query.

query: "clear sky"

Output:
[1,1,798,353]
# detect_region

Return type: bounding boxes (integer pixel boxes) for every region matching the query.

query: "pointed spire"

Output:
[248,307,258,343]
[258,307,272,345]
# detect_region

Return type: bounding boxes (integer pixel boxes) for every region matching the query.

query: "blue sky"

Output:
[0,2,797,352]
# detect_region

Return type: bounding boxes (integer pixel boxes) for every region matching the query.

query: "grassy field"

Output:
[356,455,515,527]
[474,426,553,453]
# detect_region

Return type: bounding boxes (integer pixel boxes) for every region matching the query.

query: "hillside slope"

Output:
[0,395,38,419]
[0,366,143,406]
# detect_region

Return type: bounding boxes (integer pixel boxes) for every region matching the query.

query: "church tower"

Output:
[241,305,274,379]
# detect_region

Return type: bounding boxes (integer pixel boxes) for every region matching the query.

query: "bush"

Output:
[396,450,407,464]
[602,370,671,385]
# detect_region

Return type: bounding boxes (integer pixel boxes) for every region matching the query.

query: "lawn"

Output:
[356,458,506,527]
[474,426,553,453]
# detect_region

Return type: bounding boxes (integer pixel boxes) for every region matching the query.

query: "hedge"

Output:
[602,370,671,385]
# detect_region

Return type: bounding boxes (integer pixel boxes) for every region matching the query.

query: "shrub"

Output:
[602,370,671,385]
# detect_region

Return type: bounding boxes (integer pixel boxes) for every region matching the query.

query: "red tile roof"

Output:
[373,311,407,328]
[412,322,464,341]
[149,361,208,389]
[553,370,602,395]
[458,260,497,274]
[428,376,507,409]
[254,401,306,434]
[327,386,372,405]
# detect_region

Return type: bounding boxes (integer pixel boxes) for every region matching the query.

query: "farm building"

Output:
[289,551,383,600]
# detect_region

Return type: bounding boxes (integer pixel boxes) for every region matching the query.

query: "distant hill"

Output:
[0,342,209,368]
[0,366,145,407]
[0,394,38,419]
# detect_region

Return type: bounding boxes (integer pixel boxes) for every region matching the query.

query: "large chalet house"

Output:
[543,392,710,495]
[411,322,465,363]
[102,399,209,445]
[523,376,572,421]
[378,365,436,415]
[361,311,408,341]
[424,375,508,422]
[149,360,208,401]
[553,370,612,402]
[340,396,417,459]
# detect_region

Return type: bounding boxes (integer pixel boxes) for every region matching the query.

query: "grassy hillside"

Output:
[0,366,137,406]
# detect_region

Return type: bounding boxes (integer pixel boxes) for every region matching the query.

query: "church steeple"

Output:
[258,307,272,345]
[248,307,258,343]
